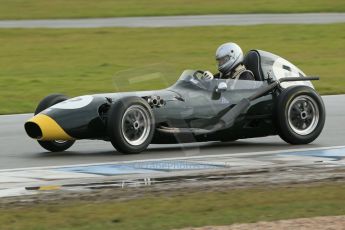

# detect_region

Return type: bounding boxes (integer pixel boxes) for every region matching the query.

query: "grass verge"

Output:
[1,183,345,230]
[0,23,344,114]
[0,0,344,20]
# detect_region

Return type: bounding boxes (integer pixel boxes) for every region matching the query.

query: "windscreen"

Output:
[175,70,263,91]
[258,50,313,88]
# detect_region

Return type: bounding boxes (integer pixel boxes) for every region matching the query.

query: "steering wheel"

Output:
[191,70,214,90]
[193,70,205,80]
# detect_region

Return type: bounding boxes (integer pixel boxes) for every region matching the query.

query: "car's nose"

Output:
[24,114,73,141]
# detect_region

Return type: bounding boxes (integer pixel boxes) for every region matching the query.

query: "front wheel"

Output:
[275,86,325,144]
[35,94,75,152]
[107,97,155,154]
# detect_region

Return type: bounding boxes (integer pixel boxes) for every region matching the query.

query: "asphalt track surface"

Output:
[0,13,344,28]
[0,95,343,170]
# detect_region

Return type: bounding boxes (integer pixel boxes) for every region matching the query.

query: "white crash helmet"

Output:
[215,42,243,74]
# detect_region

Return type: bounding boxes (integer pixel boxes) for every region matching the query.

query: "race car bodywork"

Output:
[25,50,326,153]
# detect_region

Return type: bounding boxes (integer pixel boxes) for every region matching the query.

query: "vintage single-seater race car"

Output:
[25,50,326,154]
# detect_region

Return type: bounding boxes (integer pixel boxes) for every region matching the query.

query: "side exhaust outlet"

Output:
[147,96,165,107]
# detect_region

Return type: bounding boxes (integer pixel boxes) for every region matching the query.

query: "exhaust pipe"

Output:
[158,98,165,106]
[147,96,165,107]
[152,97,159,106]
[148,96,157,107]
[24,114,73,141]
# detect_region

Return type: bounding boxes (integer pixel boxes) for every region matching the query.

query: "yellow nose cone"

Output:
[25,114,73,141]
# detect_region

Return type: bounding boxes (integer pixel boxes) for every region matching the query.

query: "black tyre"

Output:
[35,94,75,152]
[275,86,325,144]
[219,137,237,142]
[107,97,155,154]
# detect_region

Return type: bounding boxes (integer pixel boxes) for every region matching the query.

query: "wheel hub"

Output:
[287,95,319,136]
[300,111,308,120]
[133,121,140,130]
[121,105,151,146]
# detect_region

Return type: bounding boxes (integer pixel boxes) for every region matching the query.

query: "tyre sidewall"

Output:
[35,94,69,115]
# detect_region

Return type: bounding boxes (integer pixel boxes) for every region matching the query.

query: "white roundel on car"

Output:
[50,95,94,110]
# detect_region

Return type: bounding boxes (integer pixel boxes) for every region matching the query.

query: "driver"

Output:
[203,42,255,81]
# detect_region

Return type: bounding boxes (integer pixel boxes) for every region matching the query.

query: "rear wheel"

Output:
[275,86,325,144]
[35,94,75,152]
[107,97,155,154]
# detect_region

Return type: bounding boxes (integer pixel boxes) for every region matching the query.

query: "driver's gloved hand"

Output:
[202,71,214,81]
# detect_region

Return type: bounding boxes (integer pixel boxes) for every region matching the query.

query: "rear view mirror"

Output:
[216,82,227,93]
[212,82,227,100]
